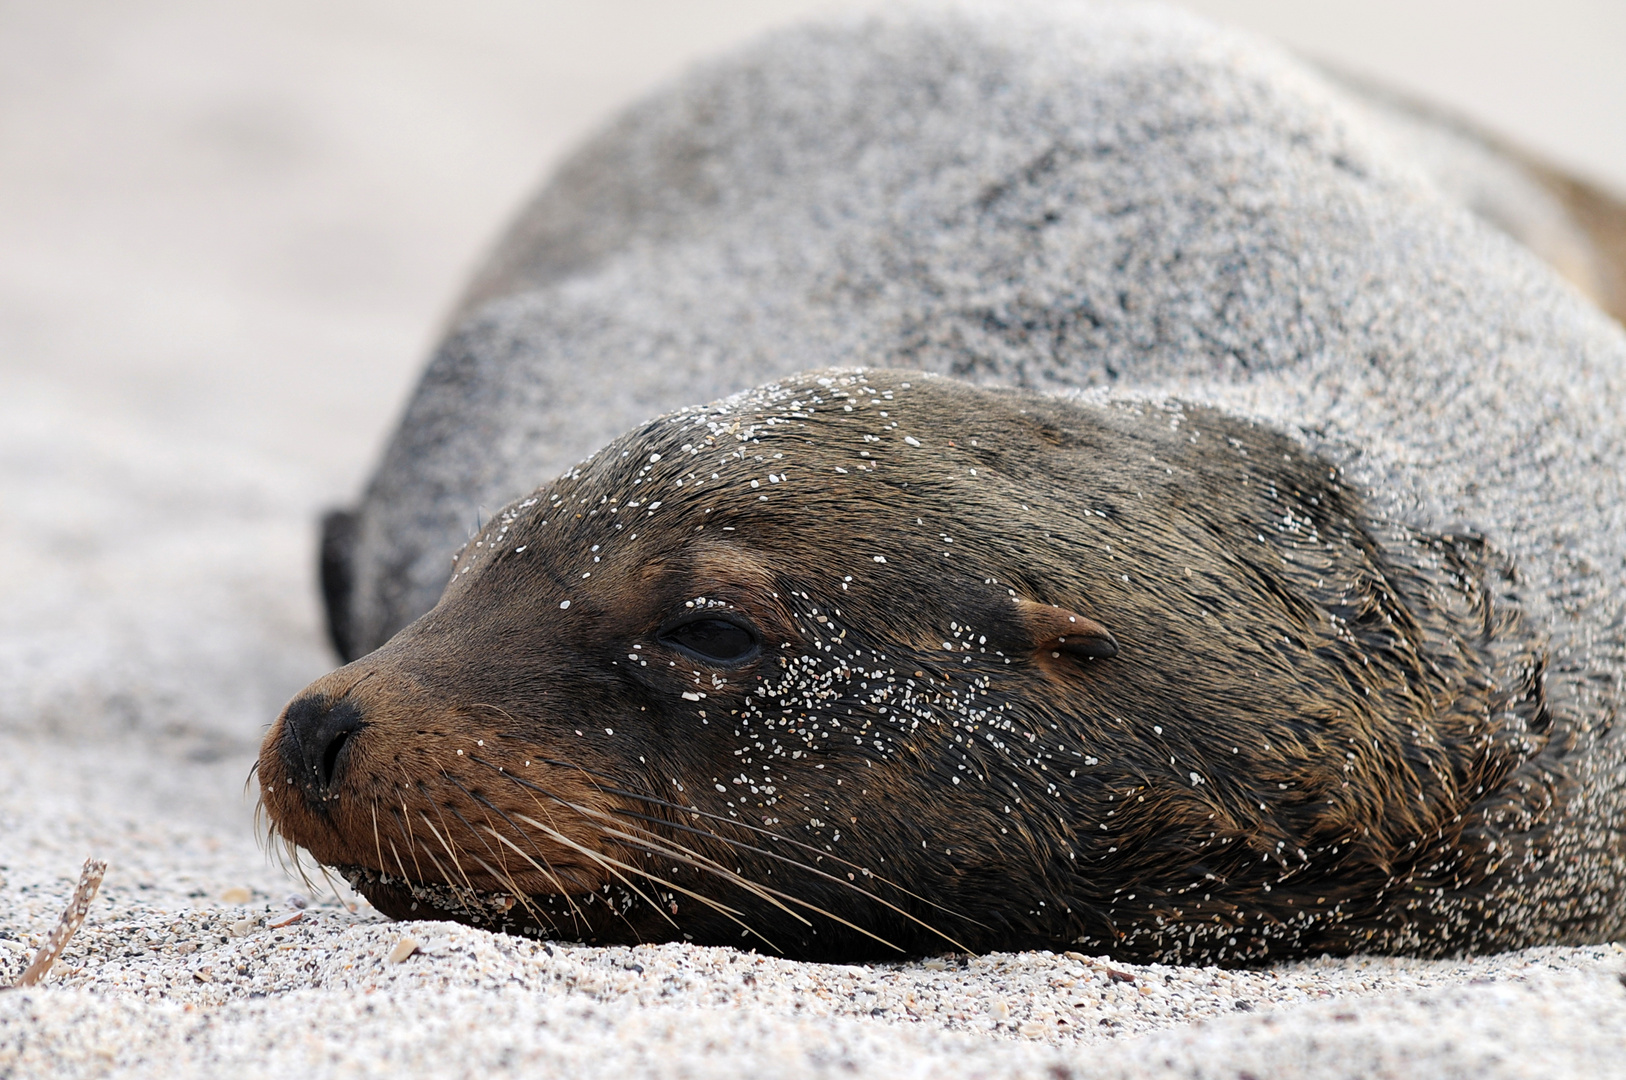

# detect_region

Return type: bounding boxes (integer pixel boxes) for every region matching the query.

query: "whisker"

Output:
[387,837,412,883]
[612,785,962,910]
[390,765,428,882]
[440,797,588,934]
[371,802,386,879]
[245,758,264,806]
[484,753,941,909]
[389,804,428,883]
[475,825,618,931]
[453,774,702,940]
[474,766,866,951]
[509,812,778,951]
[478,758,966,949]
[417,809,480,897]
[558,804,813,928]
[604,827,906,954]
[457,775,719,934]
[457,847,554,930]
[415,843,487,915]
[607,801,973,950]
[443,798,516,880]
[265,821,319,896]
[320,865,345,904]
[483,825,663,935]
[557,759,986,932]
[437,774,595,928]
[471,763,809,926]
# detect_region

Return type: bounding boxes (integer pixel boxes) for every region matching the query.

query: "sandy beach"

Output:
[4,2,1626,1077]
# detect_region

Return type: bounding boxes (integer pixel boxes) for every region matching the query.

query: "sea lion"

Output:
[262,4,1626,962]
[262,366,1604,963]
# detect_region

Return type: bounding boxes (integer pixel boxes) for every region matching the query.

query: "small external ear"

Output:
[1012,597,1119,660]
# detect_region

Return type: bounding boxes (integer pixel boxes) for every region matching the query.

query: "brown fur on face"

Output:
[256,651,633,925]
[260,369,1560,963]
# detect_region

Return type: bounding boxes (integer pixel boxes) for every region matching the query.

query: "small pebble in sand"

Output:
[219,887,252,905]
[387,937,421,964]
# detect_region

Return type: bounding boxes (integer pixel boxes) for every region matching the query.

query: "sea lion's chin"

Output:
[335,863,667,943]
[337,865,531,928]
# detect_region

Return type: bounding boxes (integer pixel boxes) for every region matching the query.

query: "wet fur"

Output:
[260,370,1560,963]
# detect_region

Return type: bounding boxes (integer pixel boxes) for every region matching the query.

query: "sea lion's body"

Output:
[263,5,1626,962]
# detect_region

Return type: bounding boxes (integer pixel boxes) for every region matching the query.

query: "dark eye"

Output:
[658,614,761,665]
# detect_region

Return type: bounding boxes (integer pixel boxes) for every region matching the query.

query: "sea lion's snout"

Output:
[259,643,635,929]
[258,665,398,865]
[275,693,365,806]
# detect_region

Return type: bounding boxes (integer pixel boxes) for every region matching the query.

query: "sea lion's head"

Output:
[258,368,1539,962]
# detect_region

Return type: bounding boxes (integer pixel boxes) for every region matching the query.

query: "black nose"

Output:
[278,695,365,805]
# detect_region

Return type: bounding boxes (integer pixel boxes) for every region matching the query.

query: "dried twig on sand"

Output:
[8,858,107,988]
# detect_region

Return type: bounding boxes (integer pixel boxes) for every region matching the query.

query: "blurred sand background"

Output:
[1,2,1624,1077]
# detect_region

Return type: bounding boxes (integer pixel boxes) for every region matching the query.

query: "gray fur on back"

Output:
[340,0,1626,794]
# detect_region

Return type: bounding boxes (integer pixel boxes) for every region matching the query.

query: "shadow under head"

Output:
[260,369,1568,964]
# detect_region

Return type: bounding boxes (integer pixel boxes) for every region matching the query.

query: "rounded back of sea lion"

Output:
[1322,66,1626,325]
[262,369,1620,962]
